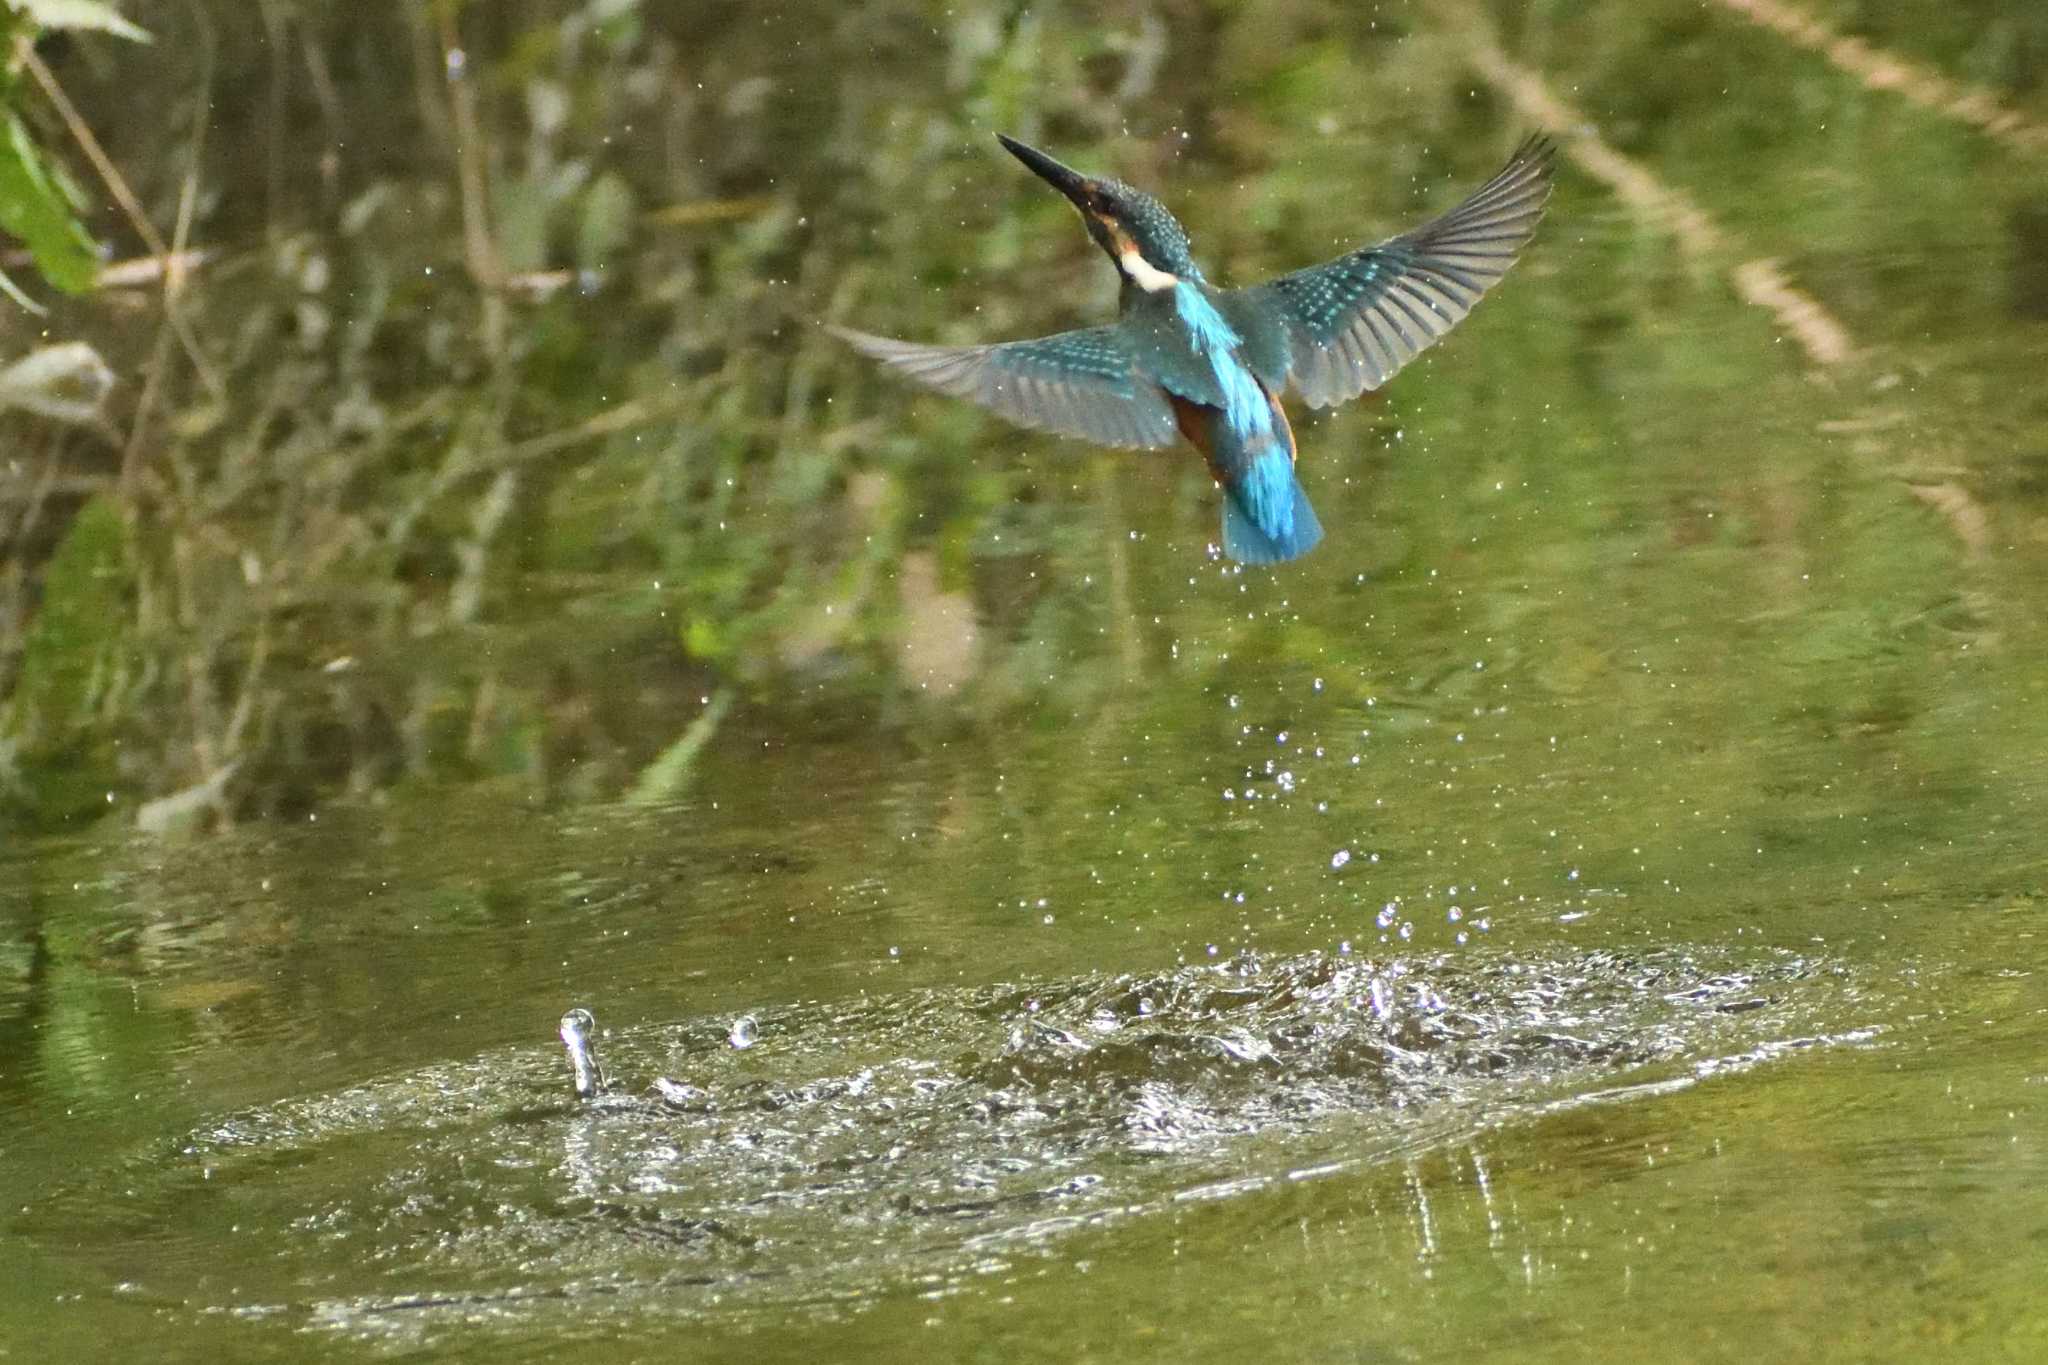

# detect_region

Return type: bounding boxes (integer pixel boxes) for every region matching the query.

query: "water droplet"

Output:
[1137,996,1155,1015]
[728,1015,758,1049]
[1377,903,1398,929]
[1331,848,1352,869]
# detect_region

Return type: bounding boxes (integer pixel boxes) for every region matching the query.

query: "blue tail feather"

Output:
[1222,474,1323,564]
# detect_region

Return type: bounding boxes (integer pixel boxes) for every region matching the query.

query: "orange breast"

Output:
[1167,389,1295,488]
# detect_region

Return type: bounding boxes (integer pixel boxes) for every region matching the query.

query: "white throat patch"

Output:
[1118,249,1179,294]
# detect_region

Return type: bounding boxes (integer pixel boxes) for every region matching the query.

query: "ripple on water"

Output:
[24,943,1875,1343]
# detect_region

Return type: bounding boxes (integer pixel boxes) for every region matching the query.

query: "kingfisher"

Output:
[832,132,1555,564]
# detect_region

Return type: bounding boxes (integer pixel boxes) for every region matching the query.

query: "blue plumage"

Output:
[837,132,1556,566]
[1172,283,1270,440]
[1223,469,1323,564]
[1168,283,1314,558]
[1238,440,1297,535]
[1199,397,1320,563]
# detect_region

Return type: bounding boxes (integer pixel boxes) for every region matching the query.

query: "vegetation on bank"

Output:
[1,0,2043,830]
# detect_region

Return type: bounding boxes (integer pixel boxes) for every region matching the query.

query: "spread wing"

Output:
[829,324,1180,450]
[1227,134,1556,408]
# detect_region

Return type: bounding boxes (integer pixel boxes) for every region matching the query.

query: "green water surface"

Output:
[2,1,2046,1360]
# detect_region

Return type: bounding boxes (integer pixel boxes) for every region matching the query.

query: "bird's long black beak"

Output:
[997,133,1092,207]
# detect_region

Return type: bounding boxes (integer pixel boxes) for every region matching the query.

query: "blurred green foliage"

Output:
[0,109,96,296]
[0,0,150,305]
[0,0,2042,832]
[4,493,128,818]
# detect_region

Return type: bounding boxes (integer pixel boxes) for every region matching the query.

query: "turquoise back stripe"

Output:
[1173,282,1270,440]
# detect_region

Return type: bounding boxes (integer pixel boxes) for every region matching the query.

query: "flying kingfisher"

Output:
[833,132,1555,564]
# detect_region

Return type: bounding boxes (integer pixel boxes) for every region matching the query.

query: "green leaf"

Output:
[3,494,133,822]
[625,688,731,806]
[683,615,727,661]
[0,114,98,294]
[8,0,151,42]
[13,494,131,733]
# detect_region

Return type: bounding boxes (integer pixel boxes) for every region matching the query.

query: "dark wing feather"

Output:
[830,324,1179,450]
[1227,134,1556,408]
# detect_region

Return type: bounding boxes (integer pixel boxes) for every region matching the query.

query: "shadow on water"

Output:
[29,943,1875,1345]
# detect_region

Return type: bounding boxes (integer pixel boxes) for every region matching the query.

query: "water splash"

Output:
[36,945,1873,1346]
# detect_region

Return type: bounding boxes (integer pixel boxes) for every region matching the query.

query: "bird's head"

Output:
[997,133,1200,293]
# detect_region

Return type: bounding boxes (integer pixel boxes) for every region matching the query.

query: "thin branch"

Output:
[1454,7,1855,371]
[17,38,223,399]
[298,20,347,212]
[124,0,220,493]
[488,394,704,473]
[18,41,169,259]
[256,0,289,236]
[1713,0,2048,157]
[434,2,506,358]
